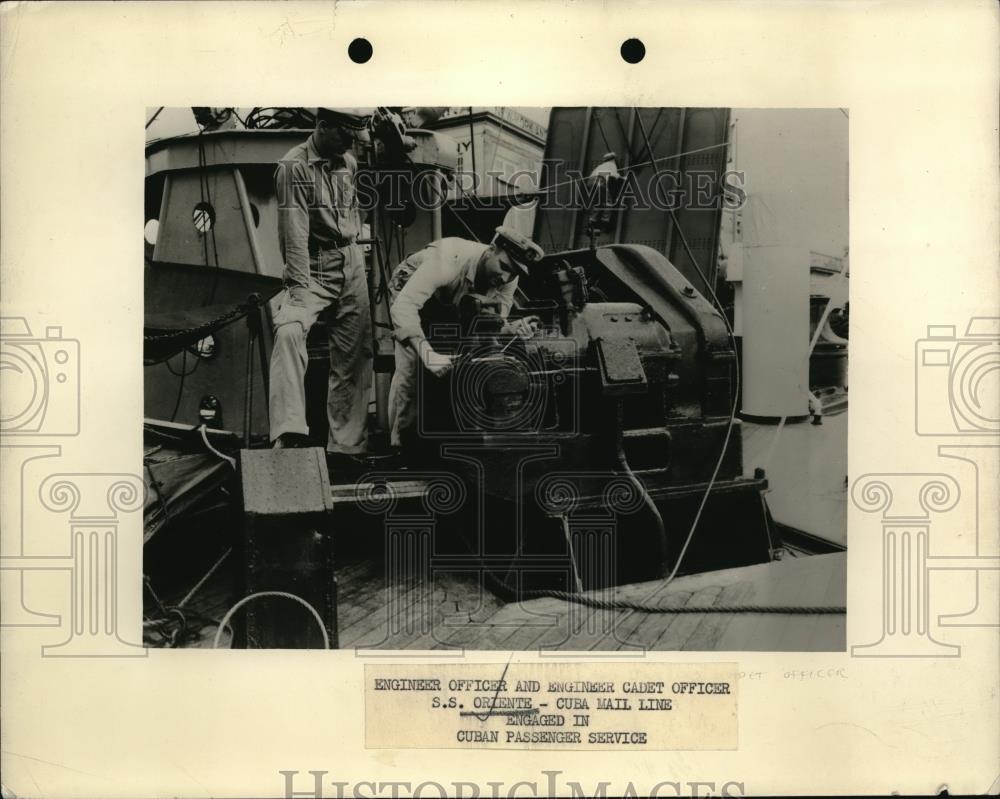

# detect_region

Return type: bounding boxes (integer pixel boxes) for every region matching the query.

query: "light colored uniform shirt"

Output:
[390,238,518,343]
[275,134,362,289]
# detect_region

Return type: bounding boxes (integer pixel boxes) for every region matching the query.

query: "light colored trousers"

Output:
[268,245,372,453]
[388,340,419,447]
[386,256,424,448]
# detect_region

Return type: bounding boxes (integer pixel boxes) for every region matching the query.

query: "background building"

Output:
[422,107,548,199]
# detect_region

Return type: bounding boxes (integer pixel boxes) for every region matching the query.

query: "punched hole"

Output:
[620,38,645,64]
[349,38,373,64]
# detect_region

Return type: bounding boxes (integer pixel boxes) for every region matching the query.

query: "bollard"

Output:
[239,448,337,649]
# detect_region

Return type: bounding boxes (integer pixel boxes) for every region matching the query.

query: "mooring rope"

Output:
[515,588,845,615]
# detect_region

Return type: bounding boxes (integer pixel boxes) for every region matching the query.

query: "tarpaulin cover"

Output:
[143,426,237,544]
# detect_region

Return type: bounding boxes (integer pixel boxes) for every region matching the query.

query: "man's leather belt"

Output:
[309,238,355,255]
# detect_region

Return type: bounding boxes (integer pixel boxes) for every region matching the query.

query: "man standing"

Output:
[269,108,372,468]
[387,227,544,449]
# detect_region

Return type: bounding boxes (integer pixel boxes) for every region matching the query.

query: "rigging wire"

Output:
[145,107,165,130]
[512,137,732,252]
[164,347,202,377]
[527,140,730,200]
[177,546,233,609]
[467,106,477,186]
[196,131,212,270]
[447,179,485,243]
[168,350,189,422]
[485,106,507,192]
[195,130,224,303]
[593,109,614,153]
[632,108,741,586]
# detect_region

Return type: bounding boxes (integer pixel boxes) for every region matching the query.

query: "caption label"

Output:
[365,662,737,750]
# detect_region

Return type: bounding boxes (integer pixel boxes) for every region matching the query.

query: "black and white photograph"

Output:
[3,2,997,796]
[141,105,848,651]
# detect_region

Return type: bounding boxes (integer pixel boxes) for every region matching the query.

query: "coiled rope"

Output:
[212,591,331,649]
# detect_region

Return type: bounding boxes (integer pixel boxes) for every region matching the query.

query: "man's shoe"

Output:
[372,448,411,471]
[326,452,368,482]
[272,433,308,449]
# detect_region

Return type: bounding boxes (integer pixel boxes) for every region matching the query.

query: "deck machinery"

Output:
[412,243,771,591]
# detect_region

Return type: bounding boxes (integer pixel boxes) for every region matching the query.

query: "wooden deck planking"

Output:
[531,600,616,653]
[751,558,826,651]
[610,594,695,652]
[592,581,685,652]
[647,585,726,649]
[402,582,505,650]
[333,560,381,603]
[349,581,446,650]
[531,590,627,652]
[681,581,757,651]
[337,569,421,641]
[426,591,540,649]
[393,572,504,650]
[178,549,845,652]
[335,552,847,651]
[375,572,484,650]
[474,599,570,651]
[713,555,844,651]
[337,577,399,634]
[342,572,446,648]
[531,554,842,651]
[805,553,849,651]
[773,555,841,651]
